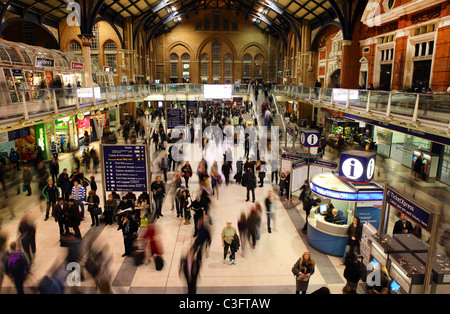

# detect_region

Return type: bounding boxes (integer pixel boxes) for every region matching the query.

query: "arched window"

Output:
[254,54,264,79]
[213,10,221,31]
[170,53,179,80]
[243,54,252,79]
[181,53,190,82]
[68,40,82,53]
[224,54,233,83]
[90,24,99,65]
[212,40,221,82]
[200,53,209,83]
[196,20,202,31]
[104,40,117,74]
[204,15,211,31]
[223,16,229,31]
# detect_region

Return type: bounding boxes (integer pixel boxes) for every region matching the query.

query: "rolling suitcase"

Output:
[133,239,145,266]
[154,255,164,271]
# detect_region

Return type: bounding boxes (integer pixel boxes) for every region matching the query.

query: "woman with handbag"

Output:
[87,190,101,227]
[181,161,192,188]
[292,252,315,294]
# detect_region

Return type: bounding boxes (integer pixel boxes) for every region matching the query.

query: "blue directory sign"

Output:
[385,186,431,231]
[166,108,186,129]
[102,144,148,192]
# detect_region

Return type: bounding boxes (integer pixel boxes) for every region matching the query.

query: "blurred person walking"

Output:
[2,242,29,294]
[180,246,201,294]
[49,157,59,183]
[265,190,275,233]
[17,213,36,266]
[22,165,32,196]
[237,212,248,257]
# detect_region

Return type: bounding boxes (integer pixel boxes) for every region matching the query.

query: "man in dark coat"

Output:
[67,199,81,239]
[393,213,414,235]
[52,197,69,236]
[243,168,256,202]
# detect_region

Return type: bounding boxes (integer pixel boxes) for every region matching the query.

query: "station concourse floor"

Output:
[0,132,449,295]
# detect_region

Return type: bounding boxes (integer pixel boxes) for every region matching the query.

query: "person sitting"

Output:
[322,203,334,222]
[328,208,342,224]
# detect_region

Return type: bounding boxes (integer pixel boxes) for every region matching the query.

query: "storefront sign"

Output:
[35,124,47,159]
[102,144,148,192]
[385,186,431,230]
[35,57,55,68]
[71,62,84,70]
[339,150,376,184]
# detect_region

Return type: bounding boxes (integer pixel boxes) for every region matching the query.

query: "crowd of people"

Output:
[0,82,414,296]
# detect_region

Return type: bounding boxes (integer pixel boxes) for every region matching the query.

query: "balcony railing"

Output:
[0,83,448,134]
[272,85,450,131]
[0,83,252,125]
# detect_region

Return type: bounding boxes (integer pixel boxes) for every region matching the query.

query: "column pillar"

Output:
[78,34,93,87]
[340,40,355,89]
[299,20,315,87]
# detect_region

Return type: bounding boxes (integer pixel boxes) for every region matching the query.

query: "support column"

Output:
[299,20,315,87]
[78,34,93,87]
[340,40,357,89]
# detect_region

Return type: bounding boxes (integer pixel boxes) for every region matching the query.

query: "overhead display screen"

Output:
[203,84,232,99]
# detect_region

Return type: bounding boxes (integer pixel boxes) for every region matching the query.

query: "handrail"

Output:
[271,85,450,131]
[0,83,448,133]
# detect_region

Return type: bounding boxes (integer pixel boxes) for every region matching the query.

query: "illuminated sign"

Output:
[71,62,84,70]
[385,186,430,230]
[309,181,383,201]
[35,57,55,68]
[339,150,376,184]
[300,129,320,147]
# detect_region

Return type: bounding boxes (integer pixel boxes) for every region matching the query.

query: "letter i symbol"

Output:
[350,160,355,177]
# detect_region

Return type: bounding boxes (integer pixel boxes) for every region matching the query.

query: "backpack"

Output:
[7,252,27,278]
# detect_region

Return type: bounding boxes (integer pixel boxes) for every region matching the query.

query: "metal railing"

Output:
[272,85,450,131]
[1,83,448,134]
[0,83,251,124]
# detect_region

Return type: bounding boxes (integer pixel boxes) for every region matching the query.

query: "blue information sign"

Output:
[385,186,431,231]
[8,127,31,141]
[167,108,186,129]
[102,144,148,192]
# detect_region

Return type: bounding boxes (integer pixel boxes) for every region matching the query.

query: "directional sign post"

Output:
[299,129,321,182]
[102,144,148,192]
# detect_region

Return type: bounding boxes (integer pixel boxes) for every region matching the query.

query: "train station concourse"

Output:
[0,0,448,300]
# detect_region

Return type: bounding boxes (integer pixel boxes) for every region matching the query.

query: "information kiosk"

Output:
[306,150,383,256]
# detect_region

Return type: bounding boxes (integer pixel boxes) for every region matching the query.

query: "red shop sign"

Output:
[71,62,84,70]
